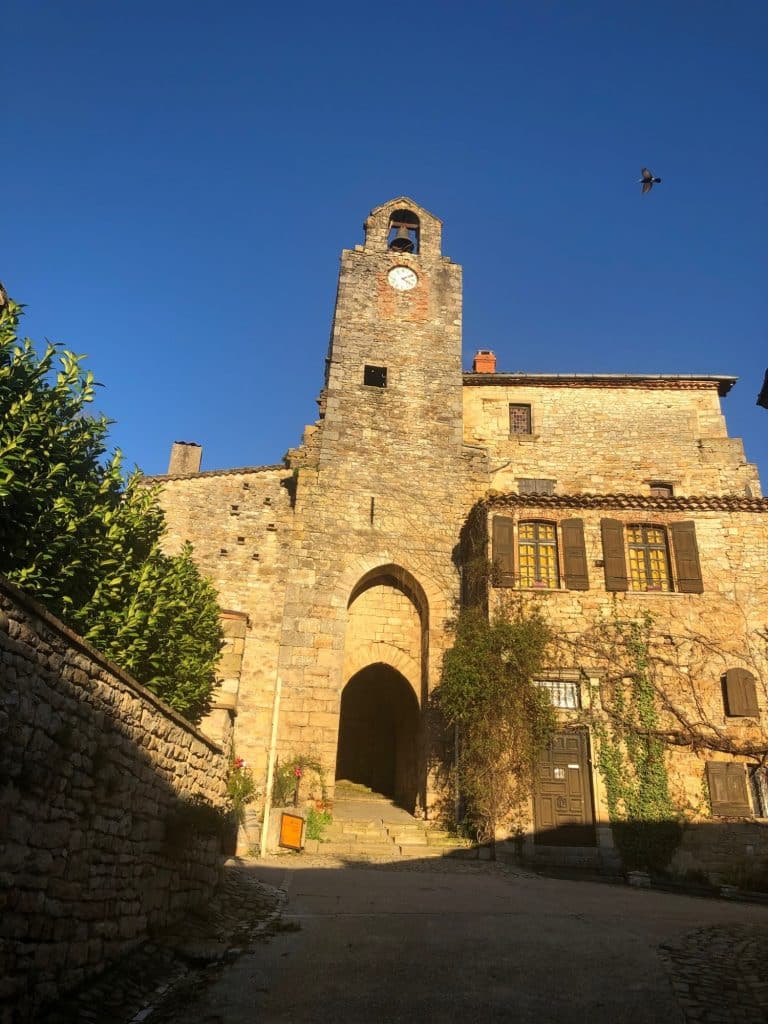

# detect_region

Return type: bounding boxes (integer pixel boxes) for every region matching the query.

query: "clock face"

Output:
[387,266,418,291]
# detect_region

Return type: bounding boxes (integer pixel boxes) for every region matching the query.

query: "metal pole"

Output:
[259,671,283,858]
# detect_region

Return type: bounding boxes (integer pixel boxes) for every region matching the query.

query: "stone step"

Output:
[304,839,398,858]
[396,844,475,859]
[331,819,387,835]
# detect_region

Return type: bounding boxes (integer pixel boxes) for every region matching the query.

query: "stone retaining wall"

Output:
[671,820,768,888]
[0,578,229,1022]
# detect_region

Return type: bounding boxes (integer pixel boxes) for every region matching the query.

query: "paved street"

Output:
[161,856,768,1024]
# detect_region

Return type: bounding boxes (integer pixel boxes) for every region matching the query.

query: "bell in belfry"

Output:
[388,224,414,253]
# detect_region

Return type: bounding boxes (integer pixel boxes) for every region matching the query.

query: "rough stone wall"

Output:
[483,499,768,865]
[0,579,229,1021]
[344,582,423,699]
[671,821,768,887]
[463,381,761,497]
[155,465,293,791]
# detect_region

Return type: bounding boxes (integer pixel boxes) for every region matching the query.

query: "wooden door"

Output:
[533,730,596,846]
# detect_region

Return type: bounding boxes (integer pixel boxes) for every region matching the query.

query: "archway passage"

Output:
[335,664,419,812]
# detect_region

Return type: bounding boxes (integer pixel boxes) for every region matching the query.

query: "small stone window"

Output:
[650,482,674,497]
[509,404,532,435]
[535,679,581,709]
[518,478,555,496]
[364,365,387,388]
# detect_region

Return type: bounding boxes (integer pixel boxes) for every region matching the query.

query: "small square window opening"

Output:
[650,482,674,497]
[509,404,532,435]
[364,365,388,388]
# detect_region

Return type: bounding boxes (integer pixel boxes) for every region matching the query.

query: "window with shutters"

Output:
[491,514,589,591]
[627,524,672,591]
[723,668,759,717]
[600,518,704,594]
[509,404,532,435]
[706,762,753,817]
[518,521,559,588]
[750,768,768,818]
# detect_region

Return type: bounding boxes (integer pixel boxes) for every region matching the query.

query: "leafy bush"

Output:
[306,808,333,841]
[0,298,222,720]
[227,755,259,824]
[273,754,327,807]
[438,599,555,857]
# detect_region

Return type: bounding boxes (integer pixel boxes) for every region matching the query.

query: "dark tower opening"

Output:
[335,664,419,812]
[387,209,420,254]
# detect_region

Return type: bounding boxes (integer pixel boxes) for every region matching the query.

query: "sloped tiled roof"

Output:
[484,492,768,513]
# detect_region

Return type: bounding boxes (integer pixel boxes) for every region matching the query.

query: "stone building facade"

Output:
[155,198,768,872]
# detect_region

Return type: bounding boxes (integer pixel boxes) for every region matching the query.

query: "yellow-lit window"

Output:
[627,524,671,591]
[518,521,559,588]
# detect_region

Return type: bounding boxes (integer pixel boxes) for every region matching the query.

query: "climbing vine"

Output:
[592,612,681,871]
[437,597,555,859]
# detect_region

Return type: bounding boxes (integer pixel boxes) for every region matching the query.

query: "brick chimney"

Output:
[472,349,496,373]
[168,441,202,475]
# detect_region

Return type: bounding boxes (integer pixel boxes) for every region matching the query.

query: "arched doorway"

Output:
[335,664,419,812]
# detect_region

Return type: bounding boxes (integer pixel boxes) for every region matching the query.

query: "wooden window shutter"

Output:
[600,519,628,591]
[706,762,752,816]
[670,521,703,593]
[724,668,759,717]
[561,519,589,590]
[492,515,515,587]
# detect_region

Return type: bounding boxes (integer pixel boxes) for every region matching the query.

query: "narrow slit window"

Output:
[364,365,387,388]
[509,404,532,435]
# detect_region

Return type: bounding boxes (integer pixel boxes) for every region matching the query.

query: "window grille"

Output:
[509,404,532,435]
[536,679,580,709]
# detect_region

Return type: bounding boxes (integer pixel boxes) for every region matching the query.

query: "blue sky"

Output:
[5,1,767,482]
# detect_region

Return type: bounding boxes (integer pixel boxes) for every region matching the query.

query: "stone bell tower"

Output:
[272,199,471,813]
[317,196,464,481]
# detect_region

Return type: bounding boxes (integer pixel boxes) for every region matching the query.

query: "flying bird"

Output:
[640,168,662,194]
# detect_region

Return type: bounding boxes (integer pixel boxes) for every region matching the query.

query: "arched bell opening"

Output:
[335,664,420,812]
[387,209,420,254]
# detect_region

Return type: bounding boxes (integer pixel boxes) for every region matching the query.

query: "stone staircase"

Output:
[300,783,475,861]
[303,816,476,860]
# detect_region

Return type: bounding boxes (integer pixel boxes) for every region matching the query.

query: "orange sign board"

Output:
[279,812,304,851]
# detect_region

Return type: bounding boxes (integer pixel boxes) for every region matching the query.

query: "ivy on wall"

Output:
[593,612,681,872]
